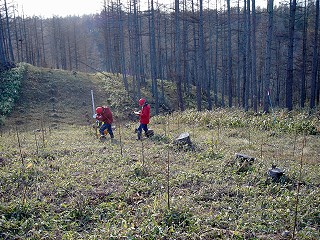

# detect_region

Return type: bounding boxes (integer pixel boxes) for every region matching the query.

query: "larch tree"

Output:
[149,0,159,114]
[227,0,233,108]
[310,0,319,109]
[300,0,308,108]
[285,0,297,111]
[252,0,258,112]
[263,0,274,113]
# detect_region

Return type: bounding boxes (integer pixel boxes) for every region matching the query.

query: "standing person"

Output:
[134,98,150,140]
[95,106,114,140]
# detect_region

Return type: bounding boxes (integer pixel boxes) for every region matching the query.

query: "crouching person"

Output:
[95,106,114,140]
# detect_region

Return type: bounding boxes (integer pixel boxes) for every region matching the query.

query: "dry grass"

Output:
[0,65,319,239]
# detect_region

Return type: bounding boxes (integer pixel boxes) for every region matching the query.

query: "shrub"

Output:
[0,63,26,116]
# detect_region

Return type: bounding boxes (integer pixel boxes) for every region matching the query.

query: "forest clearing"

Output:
[0,64,319,239]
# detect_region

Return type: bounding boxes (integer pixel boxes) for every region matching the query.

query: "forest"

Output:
[0,0,320,114]
[1,1,320,239]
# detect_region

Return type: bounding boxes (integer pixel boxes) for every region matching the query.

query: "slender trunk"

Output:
[4,0,14,62]
[242,0,247,109]
[150,0,159,114]
[252,0,258,112]
[214,0,219,106]
[227,0,233,108]
[300,0,308,108]
[263,0,274,113]
[310,0,319,109]
[286,0,296,111]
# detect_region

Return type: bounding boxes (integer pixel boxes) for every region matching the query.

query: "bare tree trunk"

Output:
[4,0,14,62]
[175,0,185,111]
[208,3,215,109]
[286,0,296,111]
[199,0,211,110]
[310,0,319,109]
[13,10,21,63]
[237,0,241,107]
[133,0,141,98]
[263,0,274,113]
[214,0,219,106]
[300,0,308,108]
[40,19,46,67]
[242,0,248,110]
[252,0,258,112]
[245,0,251,111]
[117,0,129,92]
[73,20,79,70]
[149,0,159,114]
[190,0,201,111]
[182,0,190,95]
[227,0,233,108]
[33,18,40,67]
[0,14,8,65]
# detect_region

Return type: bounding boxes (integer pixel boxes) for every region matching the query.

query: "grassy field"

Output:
[0,65,319,239]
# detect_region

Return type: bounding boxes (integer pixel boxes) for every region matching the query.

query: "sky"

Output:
[14,0,269,18]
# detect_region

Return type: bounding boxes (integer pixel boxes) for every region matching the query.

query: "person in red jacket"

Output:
[95,106,114,140]
[134,98,150,140]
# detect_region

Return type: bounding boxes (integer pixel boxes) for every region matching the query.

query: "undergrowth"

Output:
[0,63,27,124]
[0,110,319,239]
[0,65,319,239]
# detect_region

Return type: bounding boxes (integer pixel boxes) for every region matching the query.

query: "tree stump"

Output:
[174,132,192,146]
[234,153,255,173]
[145,129,154,137]
[267,164,285,182]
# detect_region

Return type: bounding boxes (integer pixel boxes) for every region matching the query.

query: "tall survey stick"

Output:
[91,90,95,118]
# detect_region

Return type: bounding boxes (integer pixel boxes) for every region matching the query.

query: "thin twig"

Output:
[34,131,39,156]
[141,140,145,168]
[293,130,297,157]
[15,126,24,165]
[119,124,123,157]
[167,113,170,136]
[292,134,307,239]
[41,115,45,147]
[167,146,170,210]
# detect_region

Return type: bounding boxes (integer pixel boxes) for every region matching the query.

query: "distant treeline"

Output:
[0,0,319,113]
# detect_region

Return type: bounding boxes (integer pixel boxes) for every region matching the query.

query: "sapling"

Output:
[166,146,170,210]
[248,124,251,144]
[192,124,195,139]
[292,134,307,239]
[164,115,167,137]
[211,129,214,150]
[216,117,221,149]
[167,113,170,132]
[40,115,46,147]
[141,139,145,168]
[293,129,297,157]
[177,112,180,132]
[34,131,39,156]
[260,135,264,158]
[119,124,123,157]
[15,126,24,165]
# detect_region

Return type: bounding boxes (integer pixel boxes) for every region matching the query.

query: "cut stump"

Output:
[174,132,192,146]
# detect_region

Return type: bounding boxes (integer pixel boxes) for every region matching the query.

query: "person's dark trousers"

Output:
[137,123,148,139]
[100,123,114,138]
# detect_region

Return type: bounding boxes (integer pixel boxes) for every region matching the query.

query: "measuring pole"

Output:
[91,90,99,138]
[91,90,95,118]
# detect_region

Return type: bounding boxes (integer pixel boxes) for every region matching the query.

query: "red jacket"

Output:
[138,104,150,124]
[96,106,113,124]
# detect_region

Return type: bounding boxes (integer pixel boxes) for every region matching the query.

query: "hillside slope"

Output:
[4,65,134,130]
[4,64,184,132]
